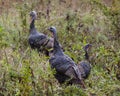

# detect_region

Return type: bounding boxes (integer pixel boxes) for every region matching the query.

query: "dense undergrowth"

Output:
[0,0,120,96]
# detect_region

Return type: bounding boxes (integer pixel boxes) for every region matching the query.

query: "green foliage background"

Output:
[0,0,120,96]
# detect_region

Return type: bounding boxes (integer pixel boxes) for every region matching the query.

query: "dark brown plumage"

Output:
[28,11,54,56]
[78,44,92,79]
[48,26,85,88]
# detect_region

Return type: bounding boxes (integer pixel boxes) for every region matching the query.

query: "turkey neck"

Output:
[30,17,36,31]
[53,31,63,56]
[85,50,89,61]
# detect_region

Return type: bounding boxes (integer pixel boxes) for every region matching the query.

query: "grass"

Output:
[0,0,120,96]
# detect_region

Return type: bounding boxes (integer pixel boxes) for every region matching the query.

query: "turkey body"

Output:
[78,61,91,79]
[29,28,47,50]
[48,26,85,87]
[78,44,92,79]
[28,11,53,55]
[50,54,75,74]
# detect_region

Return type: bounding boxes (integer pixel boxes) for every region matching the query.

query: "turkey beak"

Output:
[48,27,50,31]
[88,44,92,50]
[89,44,92,51]
[48,27,52,33]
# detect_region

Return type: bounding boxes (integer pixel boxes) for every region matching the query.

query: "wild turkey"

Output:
[48,26,85,88]
[78,44,92,79]
[28,11,53,55]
